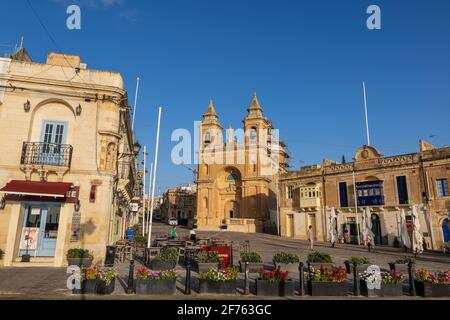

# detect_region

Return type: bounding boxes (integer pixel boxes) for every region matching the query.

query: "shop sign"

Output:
[20,227,39,250]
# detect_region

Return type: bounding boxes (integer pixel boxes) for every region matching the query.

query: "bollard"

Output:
[408,262,416,297]
[307,262,312,295]
[353,262,359,296]
[368,243,371,253]
[244,262,250,295]
[126,259,135,294]
[185,262,191,295]
[298,262,304,296]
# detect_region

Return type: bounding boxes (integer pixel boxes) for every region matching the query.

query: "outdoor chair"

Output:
[115,245,125,262]
[146,247,161,265]
[123,245,133,261]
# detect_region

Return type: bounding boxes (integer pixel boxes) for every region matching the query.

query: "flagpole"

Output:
[146,162,154,235]
[142,145,147,236]
[132,77,140,131]
[362,81,370,146]
[147,107,162,248]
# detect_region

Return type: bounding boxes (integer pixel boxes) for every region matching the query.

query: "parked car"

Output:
[168,218,178,226]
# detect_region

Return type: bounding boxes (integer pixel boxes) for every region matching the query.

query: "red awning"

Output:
[0,180,73,198]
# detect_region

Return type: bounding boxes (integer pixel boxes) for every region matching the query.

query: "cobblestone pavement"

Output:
[0,221,448,300]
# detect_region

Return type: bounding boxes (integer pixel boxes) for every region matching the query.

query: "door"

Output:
[40,121,67,165]
[371,214,382,245]
[442,219,450,243]
[20,204,60,257]
[307,214,316,240]
[286,214,294,238]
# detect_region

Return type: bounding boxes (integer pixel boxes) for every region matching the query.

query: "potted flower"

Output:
[414,269,450,297]
[307,251,333,269]
[196,251,220,273]
[150,247,179,271]
[135,266,177,295]
[388,256,415,273]
[239,252,264,273]
[256,267,294,296]
[273,252,300,273]
[80,264,99,294]
[96,268,117,295]
[198,267,239,294]
[66,248,94,268]
[359,271,404,297]
[344,257,371,274]
[306,265,348,296]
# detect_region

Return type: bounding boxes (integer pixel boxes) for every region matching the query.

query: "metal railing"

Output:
[21,142,73,168]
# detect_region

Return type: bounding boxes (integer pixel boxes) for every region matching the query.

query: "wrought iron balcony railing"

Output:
[21,142,73,168]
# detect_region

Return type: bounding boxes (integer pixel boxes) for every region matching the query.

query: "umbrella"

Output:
[365,207,375,247]
[329,208,338,244]
[412,205,424,254]
[400,209,411,249]
[361,207,368,246]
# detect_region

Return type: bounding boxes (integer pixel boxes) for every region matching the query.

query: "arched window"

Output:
[249,127,257,144]
[205,131,211,143]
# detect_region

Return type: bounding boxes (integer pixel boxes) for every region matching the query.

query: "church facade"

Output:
[195,94,288,233]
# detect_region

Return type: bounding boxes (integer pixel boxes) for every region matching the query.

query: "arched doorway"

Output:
[442,218,450,243]
[371,214,382,245]
[224,201,239,219]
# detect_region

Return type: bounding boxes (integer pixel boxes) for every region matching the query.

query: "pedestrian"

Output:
[344,227,350,244]
[170,226,178,239]
[307,225,314,250]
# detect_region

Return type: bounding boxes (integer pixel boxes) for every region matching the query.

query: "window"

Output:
[356,180,384,206]
[286,186,293,199]
[436,179,449,197]
[204,131,211,143]
[339,182,348,207]
[396,176,409,204]
[249,128,257,144]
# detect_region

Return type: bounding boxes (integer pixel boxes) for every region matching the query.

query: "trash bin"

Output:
[104,245,117,267]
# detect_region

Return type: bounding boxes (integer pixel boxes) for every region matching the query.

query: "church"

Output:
[195,94,288,233]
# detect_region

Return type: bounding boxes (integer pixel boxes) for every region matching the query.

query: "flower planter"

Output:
[135,279,177,295]
[308,281,348,296]
[150,260,177,271]
[415,281,450,297]
[308,262,335,270]
[67,258,93,268]
[274,262,298,273]
[97,278,115,295]
[255,280,295,296]
[197,262,219,273]
[80,279,98,294]
[359,280,403,297]
[239,262,264,273]
[198,279,238,294]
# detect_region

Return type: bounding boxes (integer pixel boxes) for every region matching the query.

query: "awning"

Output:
[0,180,73,198]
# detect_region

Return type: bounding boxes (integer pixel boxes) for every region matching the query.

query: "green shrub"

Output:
[66,248,93,259]
[240,252,263,263]
[133,234,146,244]
[307,251,332,263]
[392,256,415,265]
[347,257,370,265]
[273,252,300,264]
[197,251,220,263]
[0,248,4,260]
[153,247,179,263]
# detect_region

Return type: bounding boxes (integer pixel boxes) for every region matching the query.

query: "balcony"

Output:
[21,142,73,168]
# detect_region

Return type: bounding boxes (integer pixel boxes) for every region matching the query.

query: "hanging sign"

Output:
[70,211,81,242]
[19,228,39,250]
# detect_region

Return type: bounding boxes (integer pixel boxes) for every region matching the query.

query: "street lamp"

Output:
[133,142,141,156]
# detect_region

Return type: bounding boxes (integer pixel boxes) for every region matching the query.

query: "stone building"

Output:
[160,185,196,227]
[0,49,141,267]
[195,94,288,233]
[279,141,450,250]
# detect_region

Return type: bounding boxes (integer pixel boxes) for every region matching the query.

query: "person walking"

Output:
[170,226,178,239]
[344,227,350,244]
[307,225,314,250]
[189,229,197,242]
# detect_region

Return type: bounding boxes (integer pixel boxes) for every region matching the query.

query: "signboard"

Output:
[20,228,39,250]
[204,246,232,269]
[131,202,139,212]
[70,211,81,242]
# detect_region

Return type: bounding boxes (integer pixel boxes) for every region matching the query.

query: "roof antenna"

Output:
[19,36,24,49]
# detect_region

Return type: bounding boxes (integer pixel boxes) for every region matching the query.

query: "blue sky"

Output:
[1,0,450,194]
